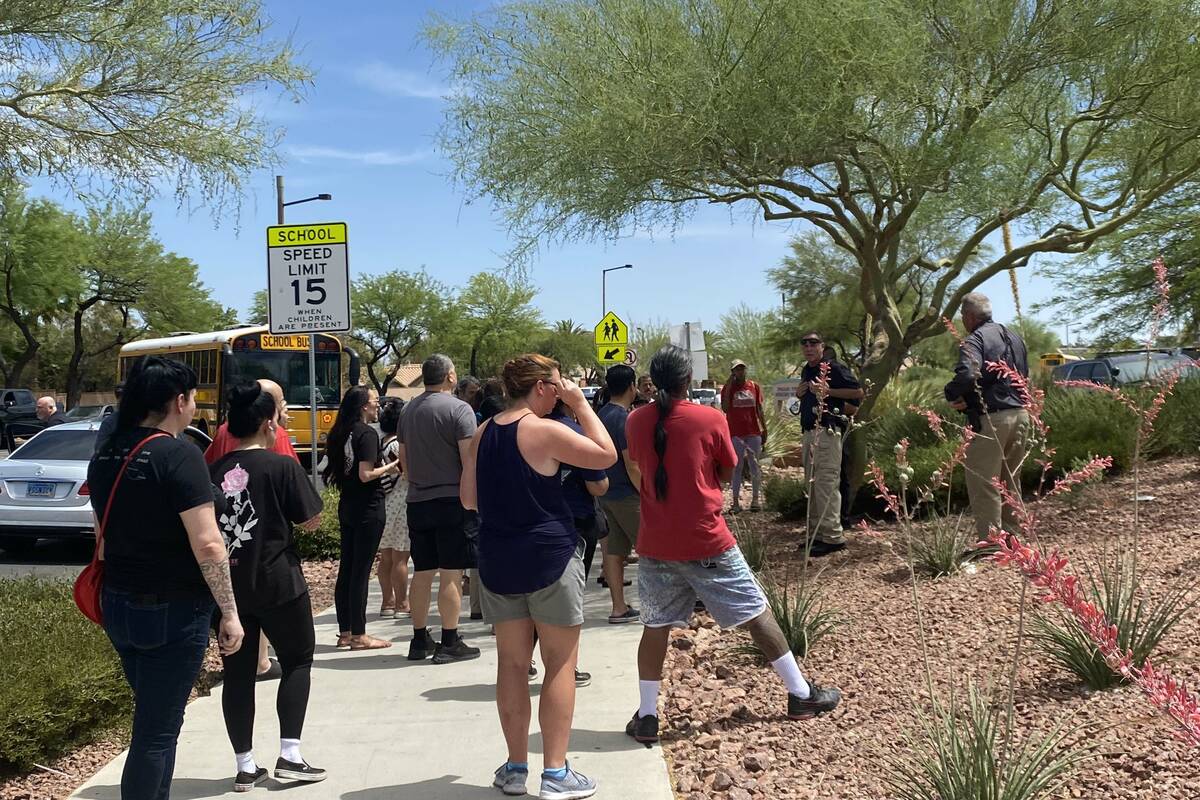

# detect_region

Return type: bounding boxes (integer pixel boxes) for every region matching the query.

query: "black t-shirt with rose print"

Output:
[209,448,323,611]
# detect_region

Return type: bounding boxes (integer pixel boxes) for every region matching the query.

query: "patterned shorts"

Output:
[637,546,766,629]
[379,482,410,551]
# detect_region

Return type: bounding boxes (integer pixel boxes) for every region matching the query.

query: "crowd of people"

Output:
[82,289,1029,800]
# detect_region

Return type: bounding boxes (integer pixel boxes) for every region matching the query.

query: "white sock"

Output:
[771,652,812,699]
[638,680,660,718]
[280,738,302,764]
[236,751,257,774]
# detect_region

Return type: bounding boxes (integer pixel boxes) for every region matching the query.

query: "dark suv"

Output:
[0,389,38,450]
[1052,352,1199,387]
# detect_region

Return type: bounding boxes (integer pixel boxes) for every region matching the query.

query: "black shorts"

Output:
[407,497,474,571]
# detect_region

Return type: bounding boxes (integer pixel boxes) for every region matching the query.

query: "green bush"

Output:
[730,516,767,574]
[294,485,341,560]
[736,577,842,659]
[1043,389,1138,471]
[764,474,807,519]
[910,514,975,578]
[1146,376,1200,458]
[0,579,131,774]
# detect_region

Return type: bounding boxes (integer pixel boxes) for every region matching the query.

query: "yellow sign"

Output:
[266,222,347,247]
[260,334,311,350]
[597,344,627,365]
[594,312,628,345]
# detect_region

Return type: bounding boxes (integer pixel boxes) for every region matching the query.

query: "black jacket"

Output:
[944,321,1029,414]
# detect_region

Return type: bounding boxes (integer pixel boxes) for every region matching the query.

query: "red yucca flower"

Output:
[942,315,964,344]
[1045,455,1113,498]
[1149,257,1171,346]
[908,405,947,440]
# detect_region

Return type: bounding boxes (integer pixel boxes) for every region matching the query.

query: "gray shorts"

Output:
[479,550,586,628]
[638,547,766,629]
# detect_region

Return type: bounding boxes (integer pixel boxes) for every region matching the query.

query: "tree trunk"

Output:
[470,343,479,378]
[845,345,910,496]
[65,308,88,408]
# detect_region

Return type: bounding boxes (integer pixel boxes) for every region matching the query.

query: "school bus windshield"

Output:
[227,350,342,406]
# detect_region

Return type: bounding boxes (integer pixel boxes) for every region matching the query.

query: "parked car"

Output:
[0,420,212,556]
[690,388,719,408]
[581,385,600,403]
[0,388,38,450]
[64,404,116,420]
[1051,352,1200,387]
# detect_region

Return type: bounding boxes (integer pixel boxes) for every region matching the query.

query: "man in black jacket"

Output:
[944,292,1031,541]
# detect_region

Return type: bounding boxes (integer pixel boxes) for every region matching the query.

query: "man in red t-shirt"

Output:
[623,345,840,746]
[204,379,299,465]
[204,378,299,682]
[720,360,767,513]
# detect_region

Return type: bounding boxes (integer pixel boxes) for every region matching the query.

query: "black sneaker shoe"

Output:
[233,767,267,792]
[808,540,847,558]
[431,637,481,664]
[624,711,659,743]
[274,758,327,783]
[787,685,842,719]
[406,630,437,661]
[575,668,591,687]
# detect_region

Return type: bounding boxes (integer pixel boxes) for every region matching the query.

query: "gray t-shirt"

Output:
[398,390,478,503]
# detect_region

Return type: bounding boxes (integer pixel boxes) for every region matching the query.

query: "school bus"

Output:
[1038,352,1081,369]
[118,326,360,461]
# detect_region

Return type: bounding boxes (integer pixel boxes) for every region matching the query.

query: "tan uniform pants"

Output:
[803,428,845,544]
[964,407,1031,541]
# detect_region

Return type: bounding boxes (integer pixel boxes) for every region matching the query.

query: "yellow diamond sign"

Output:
[594,312,628,346]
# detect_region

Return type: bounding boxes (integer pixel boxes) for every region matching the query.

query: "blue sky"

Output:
[32,0,1066,341]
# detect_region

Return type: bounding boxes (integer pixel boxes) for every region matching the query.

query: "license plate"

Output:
[26,482,55,498]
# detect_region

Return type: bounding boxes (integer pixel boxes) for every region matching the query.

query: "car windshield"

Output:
[692,389,715,398]
[10,429,98,461]
[1113,355,1198,383]
[65,406,103,418]
[227,351,342,407]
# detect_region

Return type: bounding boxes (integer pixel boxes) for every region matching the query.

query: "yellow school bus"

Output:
[118,326,360,461]
[1038,352,1081,369]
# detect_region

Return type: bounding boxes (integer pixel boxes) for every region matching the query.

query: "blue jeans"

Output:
[102,587,214,800]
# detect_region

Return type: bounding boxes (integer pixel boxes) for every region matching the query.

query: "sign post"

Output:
[267,212,350,487]
[594,311,629,366]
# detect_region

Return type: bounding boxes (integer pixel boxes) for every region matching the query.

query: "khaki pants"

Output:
[803,428,845,544]
[964,407,1031,541]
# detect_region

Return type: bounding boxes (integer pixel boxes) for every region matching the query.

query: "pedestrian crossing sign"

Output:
[594,312,628,346]
[597,345,627,365]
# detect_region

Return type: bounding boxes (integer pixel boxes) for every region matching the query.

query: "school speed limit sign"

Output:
[267,222,351,334]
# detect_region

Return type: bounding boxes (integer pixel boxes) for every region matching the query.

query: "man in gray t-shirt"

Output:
[398,354,480,663]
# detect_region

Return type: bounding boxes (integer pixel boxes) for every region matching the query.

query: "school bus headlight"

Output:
[321,413,333,424]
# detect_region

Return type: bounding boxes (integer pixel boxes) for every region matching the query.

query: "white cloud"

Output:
[287,145,432,167]
[351,61,459,100]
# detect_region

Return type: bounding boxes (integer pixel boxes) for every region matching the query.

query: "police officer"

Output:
[943,292,1031,542]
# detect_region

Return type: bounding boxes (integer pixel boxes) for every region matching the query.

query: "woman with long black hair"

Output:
[209,383,326,790]
[623,346,842,746]
[89,356,244,800]
[322,386,399,650]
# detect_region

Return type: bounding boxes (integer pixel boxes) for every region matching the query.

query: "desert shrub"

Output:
[1033,554,1197,690]
[886,683,1096,800]
[1043,389,1137,471]
[764,474,807,519]
[761,404,803,465]
[910,514,975,578]
[730,516,767,574]
[0,579,131,774]
[738,577,842,659]
[294,485,341,560]
[1146,375,1200,457]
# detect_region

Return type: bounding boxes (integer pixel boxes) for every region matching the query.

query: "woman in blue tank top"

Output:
[461,354,616,799]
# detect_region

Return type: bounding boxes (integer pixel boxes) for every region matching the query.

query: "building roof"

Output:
[388,364,424,388]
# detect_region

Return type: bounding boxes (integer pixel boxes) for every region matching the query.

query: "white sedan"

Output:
[0,420,211,557]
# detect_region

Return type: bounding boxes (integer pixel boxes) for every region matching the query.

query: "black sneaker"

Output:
[807,540,847,558]
[406,630,437,661]
[787,685,842,719]
[431,637,481,664]
[625,711,659,743]
[233,767,267,792]
[274,758,327,783]
[575,668,591,687]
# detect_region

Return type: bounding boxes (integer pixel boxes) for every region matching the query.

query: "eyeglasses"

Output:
[801,338,822,346]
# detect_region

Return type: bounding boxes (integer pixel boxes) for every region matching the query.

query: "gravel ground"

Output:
[661,457,1200,799]
[0,560,341,800]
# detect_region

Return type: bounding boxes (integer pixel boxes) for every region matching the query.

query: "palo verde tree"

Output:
[350,270,453,394]
[429,0,1200,412]
[0,0,309,209]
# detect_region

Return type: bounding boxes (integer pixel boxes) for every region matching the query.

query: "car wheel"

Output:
[0,536,38,558]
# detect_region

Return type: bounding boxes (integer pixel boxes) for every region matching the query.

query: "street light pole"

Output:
[274,175,331,489]
[602,263,634,317]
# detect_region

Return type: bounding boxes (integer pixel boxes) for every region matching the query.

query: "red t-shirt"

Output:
[203,422,299,465]
[626,401,738,561]
[721,380,764,438]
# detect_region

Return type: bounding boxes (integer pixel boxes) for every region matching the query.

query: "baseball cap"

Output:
[731,359,747,369]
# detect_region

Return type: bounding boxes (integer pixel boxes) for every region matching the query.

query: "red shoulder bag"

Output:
[74,432,171,625]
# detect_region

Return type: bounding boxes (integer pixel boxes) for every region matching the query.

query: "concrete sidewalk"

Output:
[72,567,673,800]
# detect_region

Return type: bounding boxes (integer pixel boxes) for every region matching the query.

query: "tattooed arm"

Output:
[181,503,244,656]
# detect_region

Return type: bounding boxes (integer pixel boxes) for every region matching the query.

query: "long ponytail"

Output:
[648,345,693,501]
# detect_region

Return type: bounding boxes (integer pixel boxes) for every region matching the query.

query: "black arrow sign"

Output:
[604,348,620,360]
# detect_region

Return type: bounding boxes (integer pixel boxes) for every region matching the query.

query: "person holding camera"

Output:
[943,292,1030,542]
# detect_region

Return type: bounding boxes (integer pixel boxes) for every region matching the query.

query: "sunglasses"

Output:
[801,338,822,346]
